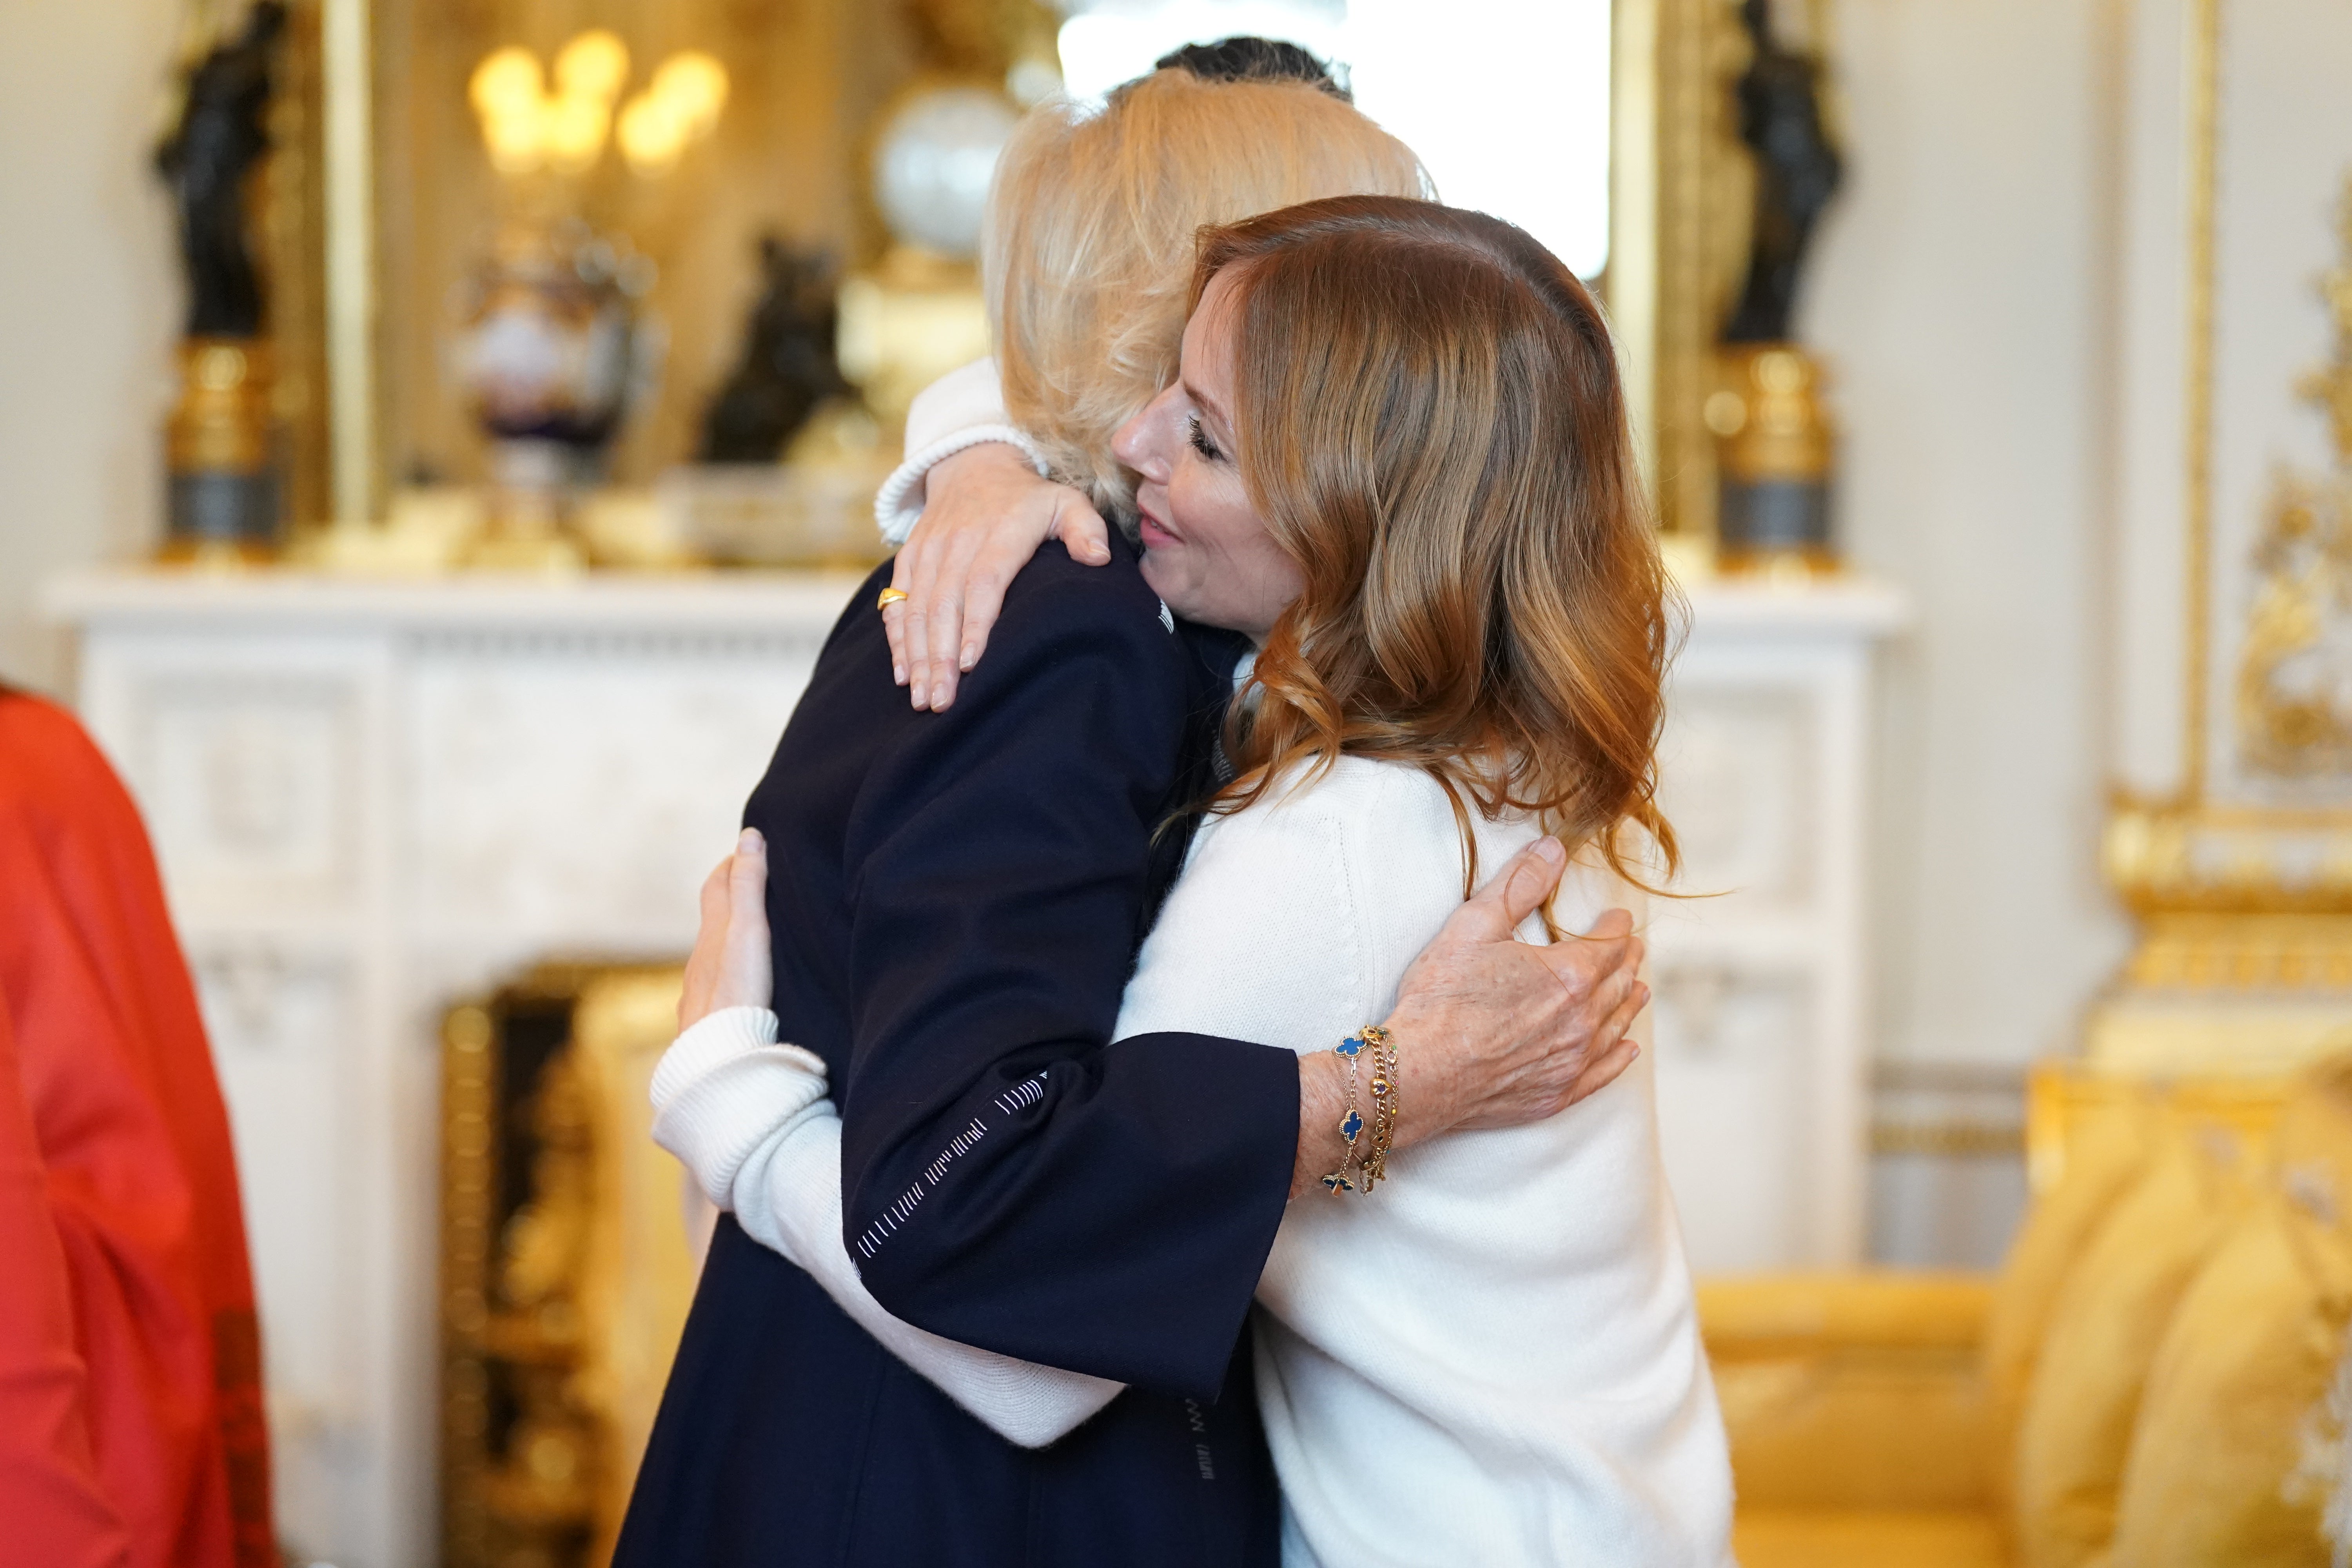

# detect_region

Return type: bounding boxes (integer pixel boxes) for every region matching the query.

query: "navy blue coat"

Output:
[615,537,1298,1567]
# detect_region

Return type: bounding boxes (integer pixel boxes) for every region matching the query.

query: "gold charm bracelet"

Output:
[1320,1027,1376,1194]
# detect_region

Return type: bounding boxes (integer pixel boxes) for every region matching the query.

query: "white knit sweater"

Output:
[871,358,1044,546]
[653,757,1734,1566]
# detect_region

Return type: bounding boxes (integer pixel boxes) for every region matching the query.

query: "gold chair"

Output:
[1704,1063,2323,1568]
[438,985,2346,1568]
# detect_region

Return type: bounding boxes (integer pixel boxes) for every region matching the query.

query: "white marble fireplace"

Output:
[45,566,1901,1567]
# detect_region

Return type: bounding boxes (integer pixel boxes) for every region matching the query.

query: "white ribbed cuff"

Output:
[873,424,1054,547]
[650,1007,831,1207]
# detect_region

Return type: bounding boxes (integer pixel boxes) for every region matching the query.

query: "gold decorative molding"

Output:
[2181,0,2221,800]
[439,1000,498,1568]
[2237,176,2352,777]
[2305,185,2352,462]
[2122,913,2352,989]
[568,969,704,1564]
[2105,796,2352,915]
[1868,1120,2024,1159]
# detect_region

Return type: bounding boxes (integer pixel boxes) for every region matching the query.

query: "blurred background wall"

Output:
[0,0,184,691]
[1809,0,2134,1076]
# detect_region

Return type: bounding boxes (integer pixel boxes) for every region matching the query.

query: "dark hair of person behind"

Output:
[1152,36,1349,101]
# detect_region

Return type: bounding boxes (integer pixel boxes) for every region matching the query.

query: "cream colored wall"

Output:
[0,0,182,695]
[1806,0,2134,1070]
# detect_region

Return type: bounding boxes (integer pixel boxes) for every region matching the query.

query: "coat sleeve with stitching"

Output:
[649,1005,1125,1447]
[827,570,1298,1401]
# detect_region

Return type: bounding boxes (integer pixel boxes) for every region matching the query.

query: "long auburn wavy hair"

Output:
[1196,196,1682,891]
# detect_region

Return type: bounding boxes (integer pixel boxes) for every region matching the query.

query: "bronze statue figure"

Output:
[700,236,850,464]
[156,1,287,339]
[1723,0,1843,345]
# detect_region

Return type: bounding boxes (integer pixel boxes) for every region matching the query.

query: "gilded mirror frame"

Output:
[312,0,1752,533]
[1612,0,1780,545]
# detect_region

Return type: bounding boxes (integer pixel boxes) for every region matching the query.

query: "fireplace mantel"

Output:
[46,564,1904,1565]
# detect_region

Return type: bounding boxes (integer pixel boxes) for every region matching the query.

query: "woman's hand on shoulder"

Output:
[679,828,774,1031]
[1388,839,1648,1137]
[1292,838,1648,1198]
[882,443,1111,713]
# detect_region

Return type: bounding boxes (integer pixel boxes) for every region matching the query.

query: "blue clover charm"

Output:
[1340,1109,1363,1141]
[1337,1035,1366,1057]
[1321,1172,1355,1192]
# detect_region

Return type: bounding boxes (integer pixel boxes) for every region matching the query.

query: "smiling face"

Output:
[1111,268,1306,639]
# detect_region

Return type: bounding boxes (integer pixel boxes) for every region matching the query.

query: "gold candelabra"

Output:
[468,31,728,181]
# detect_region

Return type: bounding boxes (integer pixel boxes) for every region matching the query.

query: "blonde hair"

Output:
[983,69,1427,520]
[1195,196,1680,892]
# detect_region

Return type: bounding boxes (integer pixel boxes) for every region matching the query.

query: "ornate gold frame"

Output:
[438,994,498,1566]
[439,962,699,1568]
[2179,0,2221,805]
[1612,0,1755,541]
[316,0,1756,537]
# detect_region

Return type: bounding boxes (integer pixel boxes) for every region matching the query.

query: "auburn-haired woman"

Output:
[658,195,1735,1563]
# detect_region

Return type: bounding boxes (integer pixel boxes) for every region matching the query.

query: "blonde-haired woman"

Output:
[619,56,1654,1568]
[876,57,1426,710]
[661,196,1735,1563]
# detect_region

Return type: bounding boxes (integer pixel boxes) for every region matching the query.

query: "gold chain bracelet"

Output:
[1361,1026,1400,1190]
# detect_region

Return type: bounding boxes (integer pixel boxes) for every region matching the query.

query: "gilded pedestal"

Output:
[164,337,282,560]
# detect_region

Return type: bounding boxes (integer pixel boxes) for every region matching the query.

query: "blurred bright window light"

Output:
[1053,0,1611,279]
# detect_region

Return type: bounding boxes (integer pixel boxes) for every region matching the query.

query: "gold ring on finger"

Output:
[877,587,910,611]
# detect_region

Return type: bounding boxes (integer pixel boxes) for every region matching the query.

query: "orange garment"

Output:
[0,691,272,1568]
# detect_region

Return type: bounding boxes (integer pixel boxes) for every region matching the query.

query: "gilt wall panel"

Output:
[2206,3,2352,806]
[2113,0,2352,805]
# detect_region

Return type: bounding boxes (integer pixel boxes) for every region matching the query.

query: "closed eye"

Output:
[1187,415,1223,463]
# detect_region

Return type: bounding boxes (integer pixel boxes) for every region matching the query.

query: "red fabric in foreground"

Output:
[0,997,131,1568]
[0,691,272,1568]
